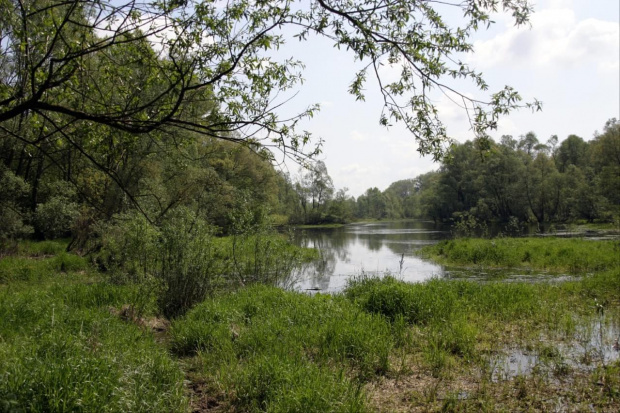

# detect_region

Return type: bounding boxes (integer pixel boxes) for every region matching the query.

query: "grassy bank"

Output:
[1,237,619,412]
[172,269,619,411]
[0,248,187,412]
[419,237,620,273]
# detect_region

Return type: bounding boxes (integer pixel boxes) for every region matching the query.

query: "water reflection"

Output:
[284,221,620,292]
[491,315,620,381]
[286,221,450,292]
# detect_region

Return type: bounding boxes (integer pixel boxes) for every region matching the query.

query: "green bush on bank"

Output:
[96,209,317,318]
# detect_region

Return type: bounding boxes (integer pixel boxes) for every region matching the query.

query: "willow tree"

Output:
[1,0,540,175]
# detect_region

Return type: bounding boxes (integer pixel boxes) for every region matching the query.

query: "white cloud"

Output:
[336,163,391,195]
[548,0,573,10]
[340,163,368,174]
[470,8,619,73]
[350,130,368,141]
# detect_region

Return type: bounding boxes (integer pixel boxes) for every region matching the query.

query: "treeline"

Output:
[2,118,618,245]
[0,128,289,244]
[350,119,620,227]
[276,119,619,228]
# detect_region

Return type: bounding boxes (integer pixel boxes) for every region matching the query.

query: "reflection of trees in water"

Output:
[285,222,452,290]
[355,229,445,254]
[288,229,350,290]
[357,234,384,251]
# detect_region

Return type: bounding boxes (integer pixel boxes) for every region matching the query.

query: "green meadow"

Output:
[1,237,619,412]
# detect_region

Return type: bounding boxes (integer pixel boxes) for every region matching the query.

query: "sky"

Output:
[271,0,620,197]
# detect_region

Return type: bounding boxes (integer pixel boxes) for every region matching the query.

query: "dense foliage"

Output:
[351,119,620,228]
[0,0,545,244]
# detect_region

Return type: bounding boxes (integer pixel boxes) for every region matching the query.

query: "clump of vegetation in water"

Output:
[420,237,620,273]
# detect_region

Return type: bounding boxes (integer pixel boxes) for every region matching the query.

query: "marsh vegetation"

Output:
[1,235,618,412]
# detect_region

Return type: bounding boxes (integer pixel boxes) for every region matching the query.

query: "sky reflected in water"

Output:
[286,221,450,292]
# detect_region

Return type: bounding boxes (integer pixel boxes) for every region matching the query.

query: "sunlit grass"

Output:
[1,237,619,412]
[0,250,187,412]
[420,237,620,273]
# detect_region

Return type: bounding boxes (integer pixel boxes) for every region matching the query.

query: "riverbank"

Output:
[1,237,618,411]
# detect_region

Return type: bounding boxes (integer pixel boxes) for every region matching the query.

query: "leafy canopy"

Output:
[0,0,540,164]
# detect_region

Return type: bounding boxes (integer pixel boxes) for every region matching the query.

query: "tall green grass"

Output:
[170,265,620,407]
[171,285,393,411]
[0,281,186,412]
[0,253,88,283]
[420,237,620,272]
[172,285,392,376]
[2,237,618,412]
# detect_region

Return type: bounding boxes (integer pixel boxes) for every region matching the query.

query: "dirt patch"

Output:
[187,380,227,413]
[108,304,170,341]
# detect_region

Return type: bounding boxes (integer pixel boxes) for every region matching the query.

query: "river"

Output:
[286,220,451,292]
[284,220,619,292]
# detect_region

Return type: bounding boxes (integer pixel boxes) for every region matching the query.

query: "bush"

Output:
[0,166,33,249]
[156,210,225,318]
[344,276,457,326]
[35,196,80,239]
[97,205,313,318]
[97,209,224,318]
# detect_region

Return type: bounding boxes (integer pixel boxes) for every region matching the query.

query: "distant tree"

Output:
[309,161,334,211]
[292,161,335,223]
[357,187,387,220]
[590,119,620,209]
[518,132,540,159]
[555,135,588,172]
[384,179,417,217]
[500,135,518,150]
[328,187,355,223]
[524,153,562,224]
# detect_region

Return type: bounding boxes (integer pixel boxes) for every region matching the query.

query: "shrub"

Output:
[344,276,457,326]
[0,166,33,250]
[35,196,80,239]
[96,209,224,318]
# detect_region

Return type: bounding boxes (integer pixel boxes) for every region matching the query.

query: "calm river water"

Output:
[285,220,619,292]
[286,220,451,292]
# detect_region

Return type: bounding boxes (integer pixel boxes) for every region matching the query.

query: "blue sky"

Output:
[271,0,620,197]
